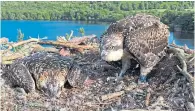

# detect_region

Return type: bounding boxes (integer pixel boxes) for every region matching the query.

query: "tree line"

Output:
[1,1,194,32]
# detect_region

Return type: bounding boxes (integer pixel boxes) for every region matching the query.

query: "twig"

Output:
[2,53,24,61]
[145,88,152,107]
[31,44,59,53]
[170,43,194,54]
[168,48,194,86]
[101,91,124,101]
[0,37,9,45]
[38,40,96,53]
[8,38,39,50]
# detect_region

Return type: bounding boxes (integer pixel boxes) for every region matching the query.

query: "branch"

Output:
[170,43,194,54]
[31,44,59,53]
[101,91,124,101]
[58,34,96,45]
[168,48,194,91]
[2,53,24,61]
[8,38,39,50]
[38,40,96,53]
[0,37,9,45]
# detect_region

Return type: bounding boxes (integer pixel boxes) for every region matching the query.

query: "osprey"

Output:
[100,14,169,83]
[2,52,87,98]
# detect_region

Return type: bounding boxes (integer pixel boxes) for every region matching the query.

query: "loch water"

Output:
[1,20,194,49]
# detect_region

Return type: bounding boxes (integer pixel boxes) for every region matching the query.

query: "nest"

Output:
[0,37,194,111]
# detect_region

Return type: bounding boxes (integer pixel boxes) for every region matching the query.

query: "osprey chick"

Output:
[3,52,87,98]
[100,14,169,83]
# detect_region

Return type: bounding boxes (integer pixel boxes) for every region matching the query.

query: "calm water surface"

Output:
[1,20,194,49]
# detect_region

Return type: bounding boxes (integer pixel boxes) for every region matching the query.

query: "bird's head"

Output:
[100,33,124,62]
[37,70,66,98]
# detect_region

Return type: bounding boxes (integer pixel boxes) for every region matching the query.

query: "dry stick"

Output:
[2,53,24,61]
[8,38,40,50]
[57,34,96,44]
[1,60,13,65]
[168,48,194,94]
[2,38,40,54]
[145,88,152,107]
[32,44,59,53]
[0,37,9,45]
[38,41,96,53]
[101,91,125,101]
[168,48,194,84]
[176,53,194,87]
[170,43,195,54]
[67,35,96,44]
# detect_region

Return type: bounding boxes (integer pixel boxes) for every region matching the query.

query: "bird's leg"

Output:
[138,66,153,84]
[118,56,131,77]
[117,50,132,80]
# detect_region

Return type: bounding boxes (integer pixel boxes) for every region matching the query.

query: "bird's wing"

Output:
[124,23,169,67]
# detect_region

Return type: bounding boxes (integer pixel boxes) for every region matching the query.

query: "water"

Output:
[1,20,194,49]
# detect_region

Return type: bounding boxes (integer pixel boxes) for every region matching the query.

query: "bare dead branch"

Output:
[170,43,195,54]
[0,37,9,45]
[101,91,125,101]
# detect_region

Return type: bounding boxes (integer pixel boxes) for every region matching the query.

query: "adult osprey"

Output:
[100,14,169,83]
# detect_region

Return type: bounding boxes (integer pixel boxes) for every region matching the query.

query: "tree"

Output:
[139,2,145,10]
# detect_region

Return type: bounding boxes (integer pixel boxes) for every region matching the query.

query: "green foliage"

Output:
[17,29,24,42]
[79,27,85,36]
[1,1,194,21]
[1,1,194,31]
[14,29,25,52]
[65,33,71,41]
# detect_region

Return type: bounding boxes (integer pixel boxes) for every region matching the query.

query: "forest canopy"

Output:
[1,1,194,32]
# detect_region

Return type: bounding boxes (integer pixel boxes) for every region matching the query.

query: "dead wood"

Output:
[7,38,39,50]
[1,53,24,64]
[2,53,24,61]
[101,91,125,101]
[57,34,96,45]
[168,48,194,85]
[38,40,97,53]
[145,88,152,107]
[0,37,9,45]
[31,44,59,53]
[170,43,194,54]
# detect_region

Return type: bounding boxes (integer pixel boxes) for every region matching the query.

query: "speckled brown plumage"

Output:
[124,22,169,67]
[100,13,170,83]
[2,52,86,97]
